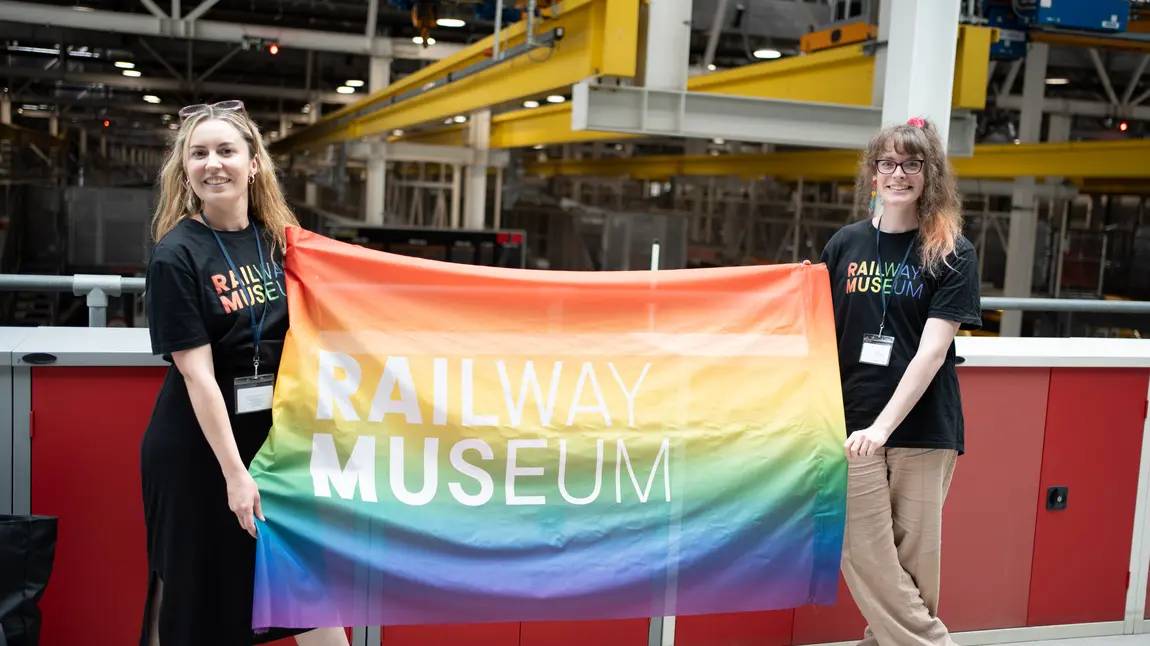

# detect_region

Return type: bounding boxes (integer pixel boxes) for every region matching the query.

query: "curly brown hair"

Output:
[854,118,964,277]
[151,104,299,253]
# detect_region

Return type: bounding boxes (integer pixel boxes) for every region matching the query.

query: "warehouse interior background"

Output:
[1,0,1149,337]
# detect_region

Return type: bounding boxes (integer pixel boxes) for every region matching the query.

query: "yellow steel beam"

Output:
[522,139,1150,182]
[270,0,639,155]
[398,102,638,147]
[1030,30,1150,54]
[398,25,996,150]
[395,40,880,147]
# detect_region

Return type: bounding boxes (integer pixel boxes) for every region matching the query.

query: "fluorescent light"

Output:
[707,64,716,71]
[453,115,466,123]
[143,95,160,103]
[412,36,436,45]
[115,61,134,69]
[546,95,565,103]
[1045,77,1070,85]
[436,18,465,27]
[336,86,355,94]
[346,79,364,87]
[7,45,97,58]
[523,100,540,108]
[122,70,141,77]
[392,129,404,136]
[753,48,782,59]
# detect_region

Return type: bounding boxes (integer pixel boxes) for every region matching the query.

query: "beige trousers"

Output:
[841,447,958,646]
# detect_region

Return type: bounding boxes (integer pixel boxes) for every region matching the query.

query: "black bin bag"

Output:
[0,515,57,646]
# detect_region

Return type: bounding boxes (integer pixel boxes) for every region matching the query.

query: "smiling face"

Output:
[185,118,257,209]
[874,145,925,209]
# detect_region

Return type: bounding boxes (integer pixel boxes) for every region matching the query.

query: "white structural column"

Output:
[1000,42,1049,337]
[879,0,962,143]
[463,109,491,229]
[643,0,692,91]
[365,56,391,225]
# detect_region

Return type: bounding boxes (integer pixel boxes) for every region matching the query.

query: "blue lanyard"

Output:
[205,213,268,375]
[875,217,914,337]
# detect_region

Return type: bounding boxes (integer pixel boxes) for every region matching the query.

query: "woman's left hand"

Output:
[844,425,891,458]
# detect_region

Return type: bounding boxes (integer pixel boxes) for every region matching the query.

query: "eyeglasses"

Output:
[178,100,246,122]
[875,159,924,175]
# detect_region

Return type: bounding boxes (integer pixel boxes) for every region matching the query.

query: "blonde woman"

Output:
[140,100,348,646]
[819,117,982,646]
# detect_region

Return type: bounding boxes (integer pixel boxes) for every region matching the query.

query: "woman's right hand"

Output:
[227,470,264,538]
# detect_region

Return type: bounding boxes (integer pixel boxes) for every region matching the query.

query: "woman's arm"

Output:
[172,344,264,536]
[843,317,959,458]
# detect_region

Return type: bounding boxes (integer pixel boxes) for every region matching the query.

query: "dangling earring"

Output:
[868,177,877,215]
[249,174,255,185]
[183,178,196,214]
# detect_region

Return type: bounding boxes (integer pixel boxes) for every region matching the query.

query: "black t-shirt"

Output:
[819,218,982,454]
[145,217,289,381]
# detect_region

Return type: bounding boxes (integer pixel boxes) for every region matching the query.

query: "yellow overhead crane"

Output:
[269,0,996,155]
[269,0,640,154]
[393,24,997,149]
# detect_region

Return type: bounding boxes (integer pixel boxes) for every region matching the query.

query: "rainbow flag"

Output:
[249,227,848,630]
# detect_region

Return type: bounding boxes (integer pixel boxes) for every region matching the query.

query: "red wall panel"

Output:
[793,368,1052,642]
[27,363,1150,644]
[1027,368,1149,626]
[28,366,329,646]
[381,623,520,645]
[940,367,1049,632]
[520,619,650,646]
[30,367,166,646]
[791,576,866,644]
[674,610,793,646]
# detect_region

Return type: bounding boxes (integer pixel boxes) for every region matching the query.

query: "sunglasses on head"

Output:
[177,100,246,122]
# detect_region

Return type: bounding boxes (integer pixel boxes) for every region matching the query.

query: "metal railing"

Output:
[980,297,1150,315]
[1,273,1150,328]
[0,274,146,327]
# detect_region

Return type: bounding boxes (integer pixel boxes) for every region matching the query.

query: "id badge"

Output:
[234,374,276,414]
[860,334,894,367]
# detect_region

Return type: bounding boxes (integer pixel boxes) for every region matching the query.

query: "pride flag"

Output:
[248,227,848,630]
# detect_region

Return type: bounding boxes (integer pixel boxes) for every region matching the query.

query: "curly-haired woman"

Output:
[819,116,982,646]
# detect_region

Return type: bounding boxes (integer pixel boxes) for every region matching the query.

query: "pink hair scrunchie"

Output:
[907,117,926,128]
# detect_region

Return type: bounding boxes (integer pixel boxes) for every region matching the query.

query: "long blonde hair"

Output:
[151,105,299,253]
[855,118,963,277]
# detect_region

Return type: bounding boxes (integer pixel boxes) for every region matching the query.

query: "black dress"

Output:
[139,217,308,646]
